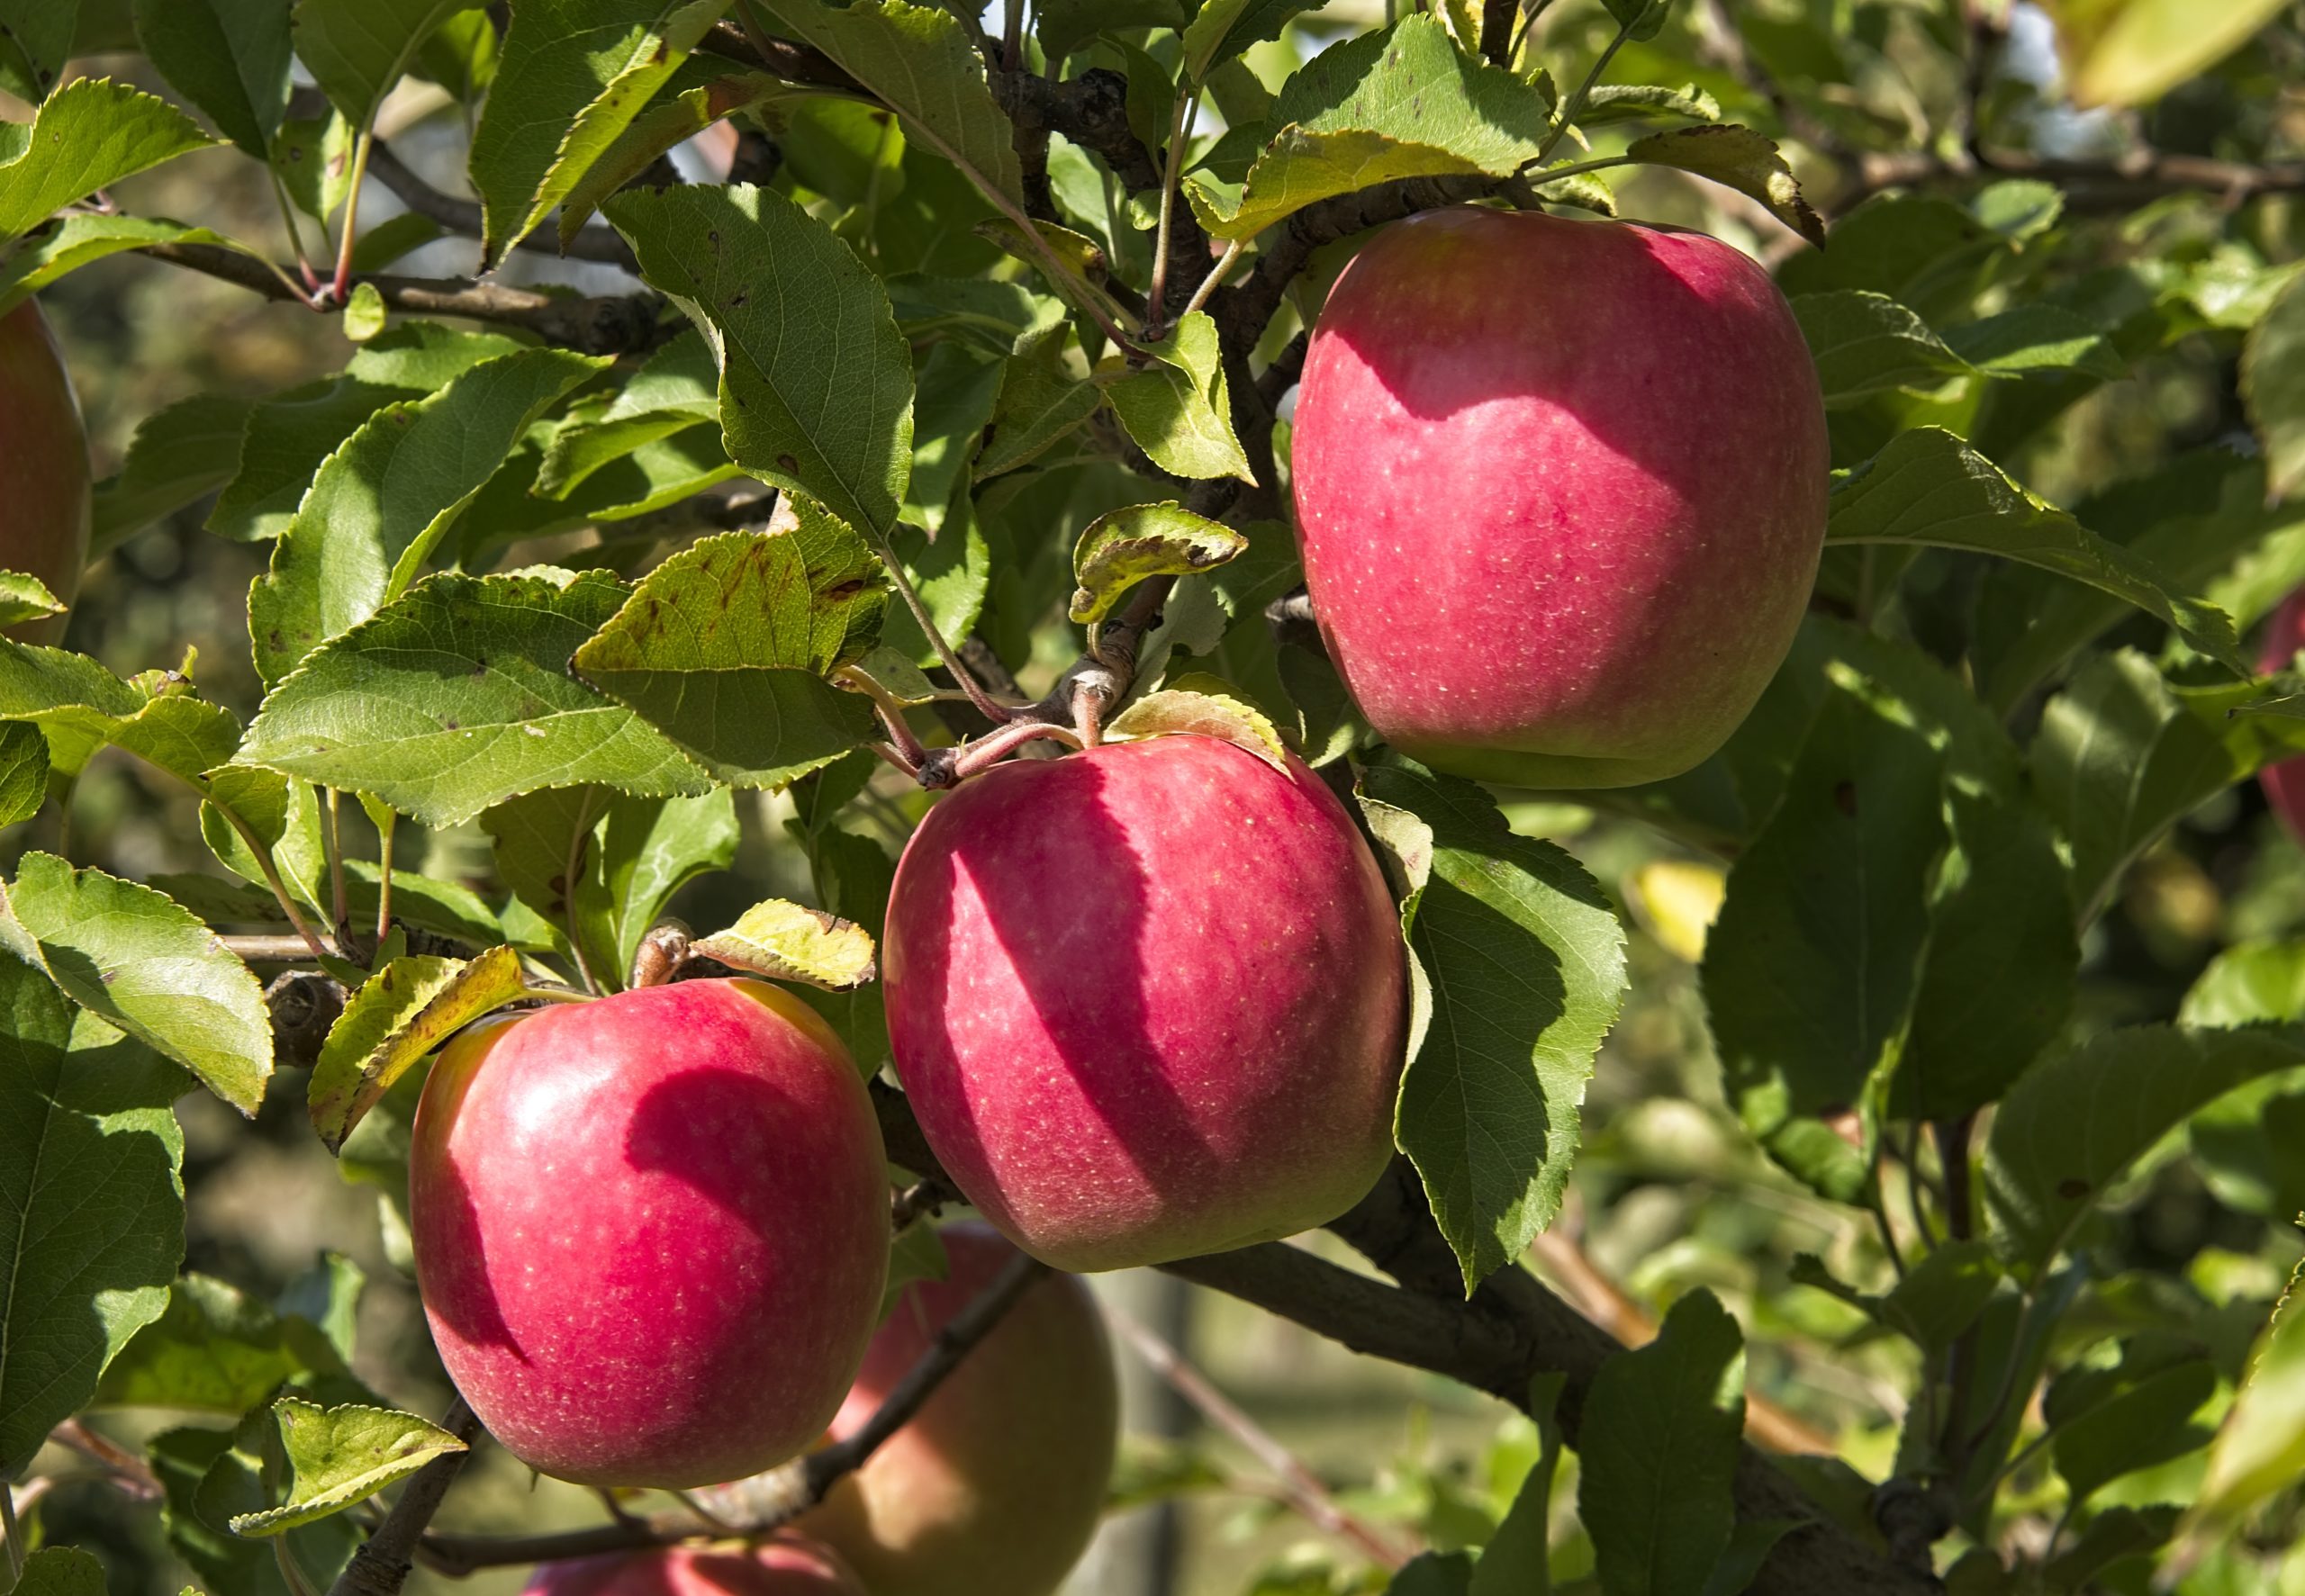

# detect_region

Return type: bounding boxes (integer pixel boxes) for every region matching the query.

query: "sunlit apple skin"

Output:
[410,978,890,1488]
[0,302,92,645]
[522,1539,865,1596]
[2261,589,2305,837]
[801,1223,1118,1596]
[1290,207,1830,789]
[883,735,1407,1272]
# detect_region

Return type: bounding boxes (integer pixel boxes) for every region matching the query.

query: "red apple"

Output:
[1289,207,1830,789]
[882,734,1406,1271]
[410,978,890,1488]
[0,300,92,644]
[801,1223,1118,1596]
[2262,588,2305,837]
[522,1539,865,1596]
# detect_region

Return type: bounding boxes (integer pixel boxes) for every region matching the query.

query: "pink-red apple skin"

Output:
[0,301,92,645]
[1290,208,1830,789]
[883,734,1407,1271]
[2262,589,2305,837]
[522,1539,865,1596]
[410,978,890,1488]
[801,1223,1118,1596]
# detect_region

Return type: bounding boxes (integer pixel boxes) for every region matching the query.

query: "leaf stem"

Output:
[1,1484,22,1582]
[1177,236,1245,322]
[564,817,600,996]
[330,126,375,306]
[326,788,348,936]
[863,530,1017,724]
[271,168,323,294]
[216,801,335,962]
[375,809,396,944]
[834,664,931,769]
[1520,153,1638,185]
[1533,12,1640,165]
[1143,87,1198,340]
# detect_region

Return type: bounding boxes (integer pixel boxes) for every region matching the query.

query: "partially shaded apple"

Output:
[522,1538,864,1596]
[0,301,92,644]
[1290,207,1829,789]
[411,978,889,1488]
[883,734,1406,1271]
[802,1223,1117,1596]
[2261,587,2305,837]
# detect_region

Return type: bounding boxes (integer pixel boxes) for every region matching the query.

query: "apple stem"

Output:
[917,718,1084,788]
[628,922,692,989]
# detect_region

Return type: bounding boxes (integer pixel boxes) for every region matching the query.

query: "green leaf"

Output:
[1942,304,2127,380]
[558,69,791,246]
[0,721,47,827]
[2050,1352,2215,1504]
[536,329,719,497]
[1702,679,1947,1200]
[1577,1290,1746,1596]
[2030,652,2303,922]
[292,0,467,127]
[1185,16,1548,242]
[0,958,185,1476]
[95,1272,344,1414]
[1599,0,1672,41]
[1984,1024,2305,1274]
[0,0,77,103]
[2244,269,2305,504]
[2183,941,2305,1028]
[2054,0,2291,108]
[1359,763,1629,1289]
[605,182,916,535]
[228,1399,467,1534]
[0,77,217,241]
[693,899,877,990]
[977,328,1101,481]
[1827,428,2246,677]
[571,516,889,787]
[1791,290,1973,407]
[132,0,295,157]
[904,340,1003,536]
[1180,0,1315,82]
[1469,1375,1564,1596]
[249,346,610,684]
[0,640,213,777]
[1108,689,1289,771]
[746,0,1023,206]
[1581,83,1721,124]
[417,6,502,101]
[88,392,252,557]
[208,324,528,543]
[237,568,715,828]
[1036,0,1190,61]
[308,948,527,1152]
[1070,502,1247,625]
[350,211,444,273]
[6,1550,104,1596]
[0,572,62,629]
[1388,1555,1475,1596]
[1106,311,1254,483]
[1624,124,1822,248]
[468,0,731,264]
[2175,1267,2305,1557]
[340,279,387,342]
[0,852,272,1114]
[0,215,252,321]
[269,108,355,221]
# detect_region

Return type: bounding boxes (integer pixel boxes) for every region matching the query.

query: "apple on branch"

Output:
[1290,208,1830,789]
[0,301,92,645]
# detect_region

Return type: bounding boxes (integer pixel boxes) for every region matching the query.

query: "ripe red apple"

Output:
[1289,207,1830,789]
[410,978,890,1488]
[0,301,93,644]
[2261,588,2305,837]
[522,1539,865,1596]
[883,734,1407,1271]
[801,1223,1118,1596]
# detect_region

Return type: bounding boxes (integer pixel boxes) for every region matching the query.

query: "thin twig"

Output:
[1107,1303,1412,1570]
[418,1256,1046,1571]
[214,805,335,962]
[1,1484,22,1582]
[327,1398,480,1596]
[1478,0,1520,65]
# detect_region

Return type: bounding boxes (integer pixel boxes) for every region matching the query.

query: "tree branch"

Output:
[1840,144,2305,214]
[328,1398,480,1596]
[417,1256,1046,1572]
[1479,0,1520,66]
[365,141,639,268]
[140,241,672,356]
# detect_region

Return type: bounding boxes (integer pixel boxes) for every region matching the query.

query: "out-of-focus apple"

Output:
[0,301,92,644]
[521,1538,865,1596]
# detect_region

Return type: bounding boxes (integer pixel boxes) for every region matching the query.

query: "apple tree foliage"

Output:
[3,0,2305,1592]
